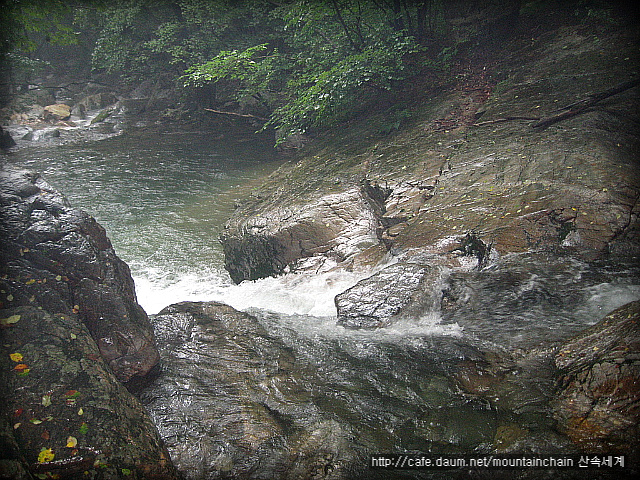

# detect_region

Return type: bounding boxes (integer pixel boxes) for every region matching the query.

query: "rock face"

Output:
[141,301,510,480]
[0,306,179,480]
[552,300,640,458]
[141,301,361,480]
[0,165,159,382]
[0,165,177,479]
[220,24,640,283]
[335,262,443,328]
[221,186,381,283]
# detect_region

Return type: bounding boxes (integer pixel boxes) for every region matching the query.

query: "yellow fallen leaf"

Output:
[9,352,23,362]
[66,436,78,448]
[42,395,51,407]
[38,447,54,463]
[13,423,21,429]
[0,314,20,326]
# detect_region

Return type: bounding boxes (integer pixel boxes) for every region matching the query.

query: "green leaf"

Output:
[79,422,89,434]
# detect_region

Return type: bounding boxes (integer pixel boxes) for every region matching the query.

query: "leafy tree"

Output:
[183,0,441,142]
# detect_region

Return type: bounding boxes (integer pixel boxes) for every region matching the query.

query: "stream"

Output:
[5,128,640,479]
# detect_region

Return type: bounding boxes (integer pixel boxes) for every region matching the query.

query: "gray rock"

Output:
[552,300,640,458]
[142,301,360,480]
[0,164,159,383]
[335,262,443,328]
[22,128,60,141]
[221,186,381,283]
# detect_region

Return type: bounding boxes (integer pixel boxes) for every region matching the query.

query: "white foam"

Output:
[133,265,371,317]
[134,261,462,342]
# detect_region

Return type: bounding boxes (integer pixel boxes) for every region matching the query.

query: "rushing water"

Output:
[6,128,640,479]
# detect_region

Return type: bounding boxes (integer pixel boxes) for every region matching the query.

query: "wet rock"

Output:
[22,128,60,142]
[74,92,118,116]
[0,125,15,149]
[0,164,159,382]
[552,300,640,457]
[0,306,179,480]
[43,104,71,121]
[220,24,640,285]
[141,301,359,480]
[221,187,381,283]
[335,262,443,328]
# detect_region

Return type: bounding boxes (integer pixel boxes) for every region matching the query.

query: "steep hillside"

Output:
[221,20,639,282]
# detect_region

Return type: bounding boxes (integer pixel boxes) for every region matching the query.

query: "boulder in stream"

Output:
[335,262,444,329]
[221,186,381,283]
[552,300,640,460]
[142,301,361,480]
[43,104,71,121]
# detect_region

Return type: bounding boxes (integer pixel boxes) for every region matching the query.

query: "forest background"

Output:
[1,0,637,144]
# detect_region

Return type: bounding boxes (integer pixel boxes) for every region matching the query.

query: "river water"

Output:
[6,127,640,478]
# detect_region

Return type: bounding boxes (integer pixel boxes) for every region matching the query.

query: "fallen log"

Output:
[472,116,541,127]
[532,77,640,129]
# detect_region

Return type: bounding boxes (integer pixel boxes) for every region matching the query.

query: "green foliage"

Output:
[377,108,412,135]
[268,38,419,139]
[3,0,458,140]
[182,0,430,142]
[183,44,270,86]
[1,0,78,53]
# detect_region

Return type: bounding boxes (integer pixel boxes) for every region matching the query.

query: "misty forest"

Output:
[1,1,639,479]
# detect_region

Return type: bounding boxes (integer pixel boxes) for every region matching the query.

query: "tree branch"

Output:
[203,108,268,121]
[532,77,640,129]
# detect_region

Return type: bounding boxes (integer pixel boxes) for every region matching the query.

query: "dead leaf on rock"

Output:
[37,447,54,463]
[9,352,23,362]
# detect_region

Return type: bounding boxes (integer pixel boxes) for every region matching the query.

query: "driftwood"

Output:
[532,77,640,129]
[471,77,639,129]
[203,108,268,121]
[472,116,541,127]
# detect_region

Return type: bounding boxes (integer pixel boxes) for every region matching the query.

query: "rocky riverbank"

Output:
[220,23,639,282]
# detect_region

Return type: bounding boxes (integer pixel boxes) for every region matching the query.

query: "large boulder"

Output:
[141,301,361,480]
[335,262,443,329]
[0,306,179,480]
[221,186,381,283]
[43,104,71,121]
[552,301,640,458]
[0,165,159,382]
